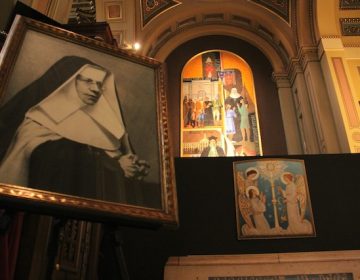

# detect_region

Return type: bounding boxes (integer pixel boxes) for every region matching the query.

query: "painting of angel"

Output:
[233,158,316,239]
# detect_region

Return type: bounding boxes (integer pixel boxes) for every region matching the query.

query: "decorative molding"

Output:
[332,57,360,128]
[156,27,173,44]
[140,0,181,27]
[104,1,124,21]
[320,35,342,39]
[258,25,275,40]
[343,43,360,47]
[287,58,303,86]
[340,18,360,36]
[308,0,317,47]
[203,13,224,22]
[165,250,360,280]
[230,15,251,26]
[148,15,290,68]
[272,72,291,88]
[293,1,316,49]
[298,46,319,69]
[250,0,290,23]
[286,46,319,84]
[340,0,360,9]
[176,17,197,29]
[207,274,353,280]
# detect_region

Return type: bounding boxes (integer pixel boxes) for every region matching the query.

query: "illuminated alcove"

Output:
[164,35,287,158]
[180,50,262,157]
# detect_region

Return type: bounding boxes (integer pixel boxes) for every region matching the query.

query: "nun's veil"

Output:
[0,56,121,161]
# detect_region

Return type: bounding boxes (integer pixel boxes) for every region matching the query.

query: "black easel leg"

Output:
[98,225,129,280]
[44,217,67,279]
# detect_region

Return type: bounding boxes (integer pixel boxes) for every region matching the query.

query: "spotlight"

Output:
[133,42,141,50]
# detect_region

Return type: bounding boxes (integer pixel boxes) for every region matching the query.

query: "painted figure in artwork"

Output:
[203,97,214,126]
[225,103,236,140]
[204,56,217,79]
[200,136,225,157]
[212,95,222,124]
[236,168,271,235]
[247,186,271,233]
[237,98,251,143]
[194,96,205,127]
[278,172,313,234]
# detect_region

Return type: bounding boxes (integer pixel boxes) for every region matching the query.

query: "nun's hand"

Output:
[118,154,138,178]
[133,159,150,180]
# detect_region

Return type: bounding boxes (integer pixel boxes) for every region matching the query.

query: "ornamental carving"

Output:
[141,0,181,27]
[340,0,360,9]
[251,0,290,23]
[340,18,360,36]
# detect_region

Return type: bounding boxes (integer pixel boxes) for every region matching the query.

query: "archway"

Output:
[164,35,287,157]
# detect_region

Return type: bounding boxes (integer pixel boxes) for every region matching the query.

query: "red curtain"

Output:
[0,211,24,280]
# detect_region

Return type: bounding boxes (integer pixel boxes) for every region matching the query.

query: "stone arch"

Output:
[149,24,289,73]
[138,2,299,73]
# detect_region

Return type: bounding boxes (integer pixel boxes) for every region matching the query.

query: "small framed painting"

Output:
[233,158,316,239]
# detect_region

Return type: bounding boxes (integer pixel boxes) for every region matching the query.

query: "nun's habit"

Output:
[0,56,135,203]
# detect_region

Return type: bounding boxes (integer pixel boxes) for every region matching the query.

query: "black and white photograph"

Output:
[0,15,178,226]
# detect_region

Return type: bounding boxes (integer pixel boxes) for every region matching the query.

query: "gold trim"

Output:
[0,15,178,227]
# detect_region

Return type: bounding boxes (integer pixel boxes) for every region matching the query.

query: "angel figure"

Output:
[244,167,259,188]
[246,186,271,234]
[278,172,313,234]
[236,168,271,235]
[236,171,254,232]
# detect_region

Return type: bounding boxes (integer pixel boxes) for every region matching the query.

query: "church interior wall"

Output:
[1,1,360,279]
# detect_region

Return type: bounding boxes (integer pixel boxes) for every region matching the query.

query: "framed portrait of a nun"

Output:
[0,15,178,227]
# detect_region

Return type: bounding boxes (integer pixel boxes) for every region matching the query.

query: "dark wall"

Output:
[165,35,287,157]
[119,154,360,279]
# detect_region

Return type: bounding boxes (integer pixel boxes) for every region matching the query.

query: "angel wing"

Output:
[238,194,254,228]
[295,174,307,219]
[235,171,246,195]
[236,171,254,227]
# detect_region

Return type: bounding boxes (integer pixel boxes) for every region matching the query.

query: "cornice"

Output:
[298,46,319,69]
[286,58,303,86]
[283,45,318,86]
[272,72,291,88]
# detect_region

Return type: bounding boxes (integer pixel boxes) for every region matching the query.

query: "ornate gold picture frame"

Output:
[0,15,178,227]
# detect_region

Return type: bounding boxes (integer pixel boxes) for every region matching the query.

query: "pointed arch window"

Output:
[180,50,262,157]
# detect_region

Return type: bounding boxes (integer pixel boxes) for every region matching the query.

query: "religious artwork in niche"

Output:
[0,15,178,227]
[233,158,316,239]
[180,50,262,157]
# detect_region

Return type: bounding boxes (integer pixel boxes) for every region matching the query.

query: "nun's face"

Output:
[75,66,107,105]
[209,139,217,148]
